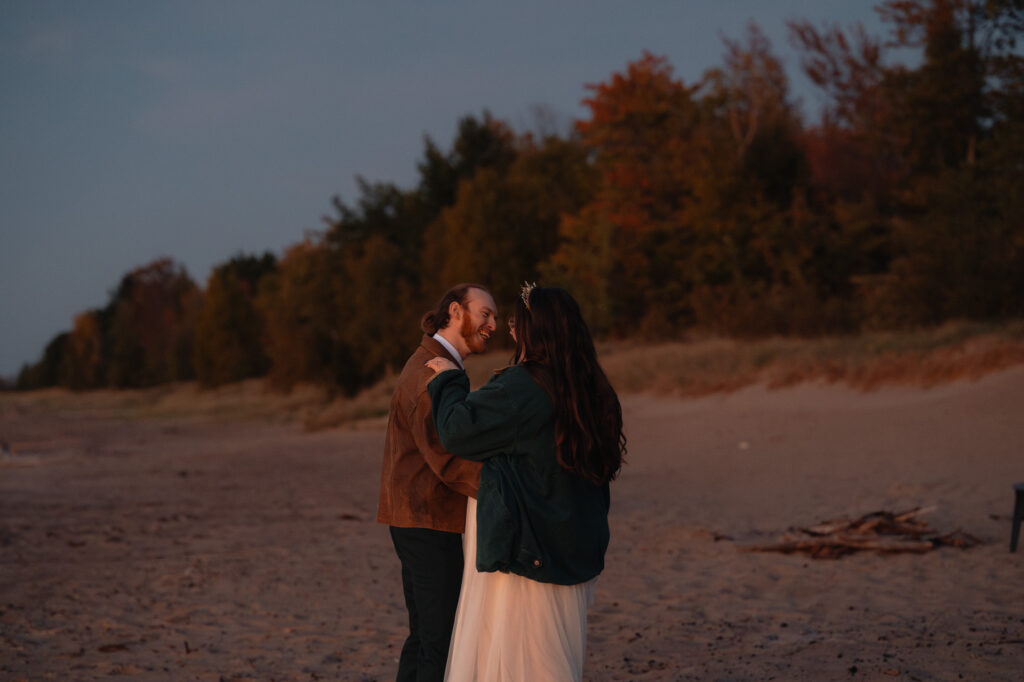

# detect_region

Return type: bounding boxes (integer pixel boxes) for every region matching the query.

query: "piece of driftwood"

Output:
[740,507,982,559]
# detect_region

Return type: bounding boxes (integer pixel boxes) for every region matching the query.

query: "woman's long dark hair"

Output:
[511,287,625,485]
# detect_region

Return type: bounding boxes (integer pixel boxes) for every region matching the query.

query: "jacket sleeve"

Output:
[428,369,517,461]
[408,369,481,498]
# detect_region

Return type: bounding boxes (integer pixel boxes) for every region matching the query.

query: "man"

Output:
[378,283,498,682]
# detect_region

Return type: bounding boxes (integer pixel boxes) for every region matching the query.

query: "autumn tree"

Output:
[322,179,438,392]
[554,52,703,335]
[19,258,201,390]
[105,258,201,387]
[685,24,853,335]
[257,240,344,390]
[416,111,519,217]
[425,134,596,311]
[541,205,617,333]
[15,332,68,390]
[193,252,276,387]
[792,0,1024,326]
[873,0,1024,324]
[60,310,106,389]
[258,112,524,395]
[337,232,418,383]
[557,32,850,337]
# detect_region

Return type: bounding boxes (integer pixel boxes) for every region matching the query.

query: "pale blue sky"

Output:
[0,1,890,379]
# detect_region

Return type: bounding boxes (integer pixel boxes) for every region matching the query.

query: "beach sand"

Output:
[2,367,1023,681]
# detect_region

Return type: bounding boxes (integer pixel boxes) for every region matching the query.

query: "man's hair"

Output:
[510,286,625,486]
[421,283,490,335]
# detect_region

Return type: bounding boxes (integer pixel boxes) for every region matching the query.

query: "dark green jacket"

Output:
[428,364,610,586]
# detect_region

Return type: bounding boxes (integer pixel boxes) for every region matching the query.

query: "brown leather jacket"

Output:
[377,335,481,533]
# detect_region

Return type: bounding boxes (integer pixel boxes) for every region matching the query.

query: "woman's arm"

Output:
[427,369,517,461]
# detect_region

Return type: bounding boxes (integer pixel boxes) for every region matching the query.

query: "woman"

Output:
[424,284,626,682]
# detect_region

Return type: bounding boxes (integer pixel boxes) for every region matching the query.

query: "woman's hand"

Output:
[425,357,459,375]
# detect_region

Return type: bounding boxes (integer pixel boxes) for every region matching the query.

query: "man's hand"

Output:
[425,357,459,375]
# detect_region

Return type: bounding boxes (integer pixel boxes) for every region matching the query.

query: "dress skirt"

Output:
[444,497,596,682]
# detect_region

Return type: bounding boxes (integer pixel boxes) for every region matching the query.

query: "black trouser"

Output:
[389,526,464,682]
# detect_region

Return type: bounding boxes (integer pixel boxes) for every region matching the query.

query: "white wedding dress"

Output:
[444,497,596,682]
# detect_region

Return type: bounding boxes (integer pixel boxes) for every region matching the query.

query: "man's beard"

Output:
[460,313,489,354]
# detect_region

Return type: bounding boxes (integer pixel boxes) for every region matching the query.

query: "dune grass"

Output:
[599,319,1024,396]
[3,321,1022,430]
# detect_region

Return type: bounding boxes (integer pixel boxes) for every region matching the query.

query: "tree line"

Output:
[15,0,1024,395]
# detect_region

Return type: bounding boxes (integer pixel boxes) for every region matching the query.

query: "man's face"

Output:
[457,288,498,355]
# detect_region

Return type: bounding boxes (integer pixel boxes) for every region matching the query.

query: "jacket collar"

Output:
[420,334,462,367]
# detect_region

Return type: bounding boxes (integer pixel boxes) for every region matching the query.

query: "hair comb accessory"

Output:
[520,281,537,310]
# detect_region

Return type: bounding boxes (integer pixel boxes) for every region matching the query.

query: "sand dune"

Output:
[2,368,1023,680]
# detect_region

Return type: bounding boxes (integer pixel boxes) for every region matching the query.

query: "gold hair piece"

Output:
[520,281,537,310]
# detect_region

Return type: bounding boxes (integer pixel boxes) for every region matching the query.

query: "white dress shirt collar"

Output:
[432,333,464,370]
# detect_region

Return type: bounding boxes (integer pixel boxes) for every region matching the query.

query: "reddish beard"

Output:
[460,312,489,354]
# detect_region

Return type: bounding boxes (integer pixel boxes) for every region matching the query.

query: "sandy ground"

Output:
[2,367,1023,681]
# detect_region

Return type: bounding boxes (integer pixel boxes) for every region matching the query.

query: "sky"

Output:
[0,1,891,380]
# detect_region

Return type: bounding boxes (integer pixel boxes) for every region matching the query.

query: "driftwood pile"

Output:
[741,507,981,559]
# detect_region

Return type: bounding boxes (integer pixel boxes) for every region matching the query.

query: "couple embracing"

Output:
[377,282,626,682]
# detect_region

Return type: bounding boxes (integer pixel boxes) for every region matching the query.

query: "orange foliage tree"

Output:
[257,240,343,390]
[556,52,703,335]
